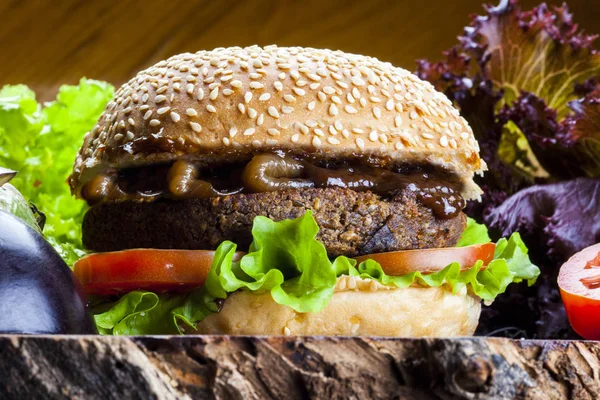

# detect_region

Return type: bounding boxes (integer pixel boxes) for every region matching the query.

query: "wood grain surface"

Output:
[2,335,600,399]
[0,0,598,101]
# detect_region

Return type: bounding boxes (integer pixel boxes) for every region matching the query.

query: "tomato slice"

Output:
[558,243,600,340]
[73,249,244,296]
[354,243,496,276]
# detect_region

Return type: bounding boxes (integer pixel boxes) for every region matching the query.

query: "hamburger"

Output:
[69,45,539,336]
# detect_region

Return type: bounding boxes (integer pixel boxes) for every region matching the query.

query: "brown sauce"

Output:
[83,153,465,219]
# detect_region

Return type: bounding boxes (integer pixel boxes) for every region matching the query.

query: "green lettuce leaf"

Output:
[456,217,491,247]
[93,212,539,335]
[0,80,114,262]
[350,231,537,302]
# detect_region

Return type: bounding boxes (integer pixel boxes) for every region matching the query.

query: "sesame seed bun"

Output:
[195,276,481,336]
[69,45,485,200]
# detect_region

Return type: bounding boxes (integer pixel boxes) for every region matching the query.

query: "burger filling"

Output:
[81,153,465,219]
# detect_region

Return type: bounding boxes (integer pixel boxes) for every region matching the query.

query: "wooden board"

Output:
[0,0,597,101]
[1,335,599,399]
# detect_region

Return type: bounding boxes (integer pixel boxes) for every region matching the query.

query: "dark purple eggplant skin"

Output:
[0,210,97,334]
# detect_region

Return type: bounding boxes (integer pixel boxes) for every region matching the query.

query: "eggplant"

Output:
[0,210,97,334]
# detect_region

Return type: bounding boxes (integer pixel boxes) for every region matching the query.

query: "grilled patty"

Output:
[82,187,466,257]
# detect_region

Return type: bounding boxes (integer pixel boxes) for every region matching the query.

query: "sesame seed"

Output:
[424,118,434,129]
[229,127,238,137]
[395,103,404,113]
[450,138,458,148]
[126,131,135,140]
[189,122,202,133]
[308,73,321,81]
[440,136,449,147]
[336,80,349,89]
[244,92,252,103]
[409,111,418,120]
[342,129,350,138]
[460,131,470,139]
[323,86,335,95]
[155,95,166,103]
[292,87,305,96]
[149,119,160,127]
[351,77,365,86]
[186,84,195,94]
[238,103,246,114]
[282,106,294,114]
[306,120,317,128]
[327,137,340,145]
[230,80,243,88]
[310,83,320,90]
[291,134,299,143]
[128,118,135,126]
[329,125,337,135]
[370,96,381,103]
[353,128,364,134]
[249,82,264,89]
[369,131,379,142]
[249,73,262,80]
[395,142,403,150]
[284,94,296,103]
[257,113,264,126]
[355,137,365,150]
[296,80,307,87]
[268,128,280,136]
[157,106,170,115]
[307,101,316,111]
[329,104,339,116]
[222,137,231,146]
[345,105,358,114]
[386,99,394,111]
[299,124,309,134]
[317,92,326,102]
[266,138,278,146]
[143,110,153,120]
[268,106,280,118]
[206,104,216,113]
[426,143,435,150]
[244,128,255,136]
[156,86,167,94]
[373,107,381,119]
[170,112,180,122]
[248,108,258,119]
[114,133,124,141]
[197,88,205,100]
[314,128,324,136]
[312,136,322,147]
[209,87,219,100]
[259,93,271,101]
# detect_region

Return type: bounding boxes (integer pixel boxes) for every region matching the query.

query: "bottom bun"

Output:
[196,276,481,337]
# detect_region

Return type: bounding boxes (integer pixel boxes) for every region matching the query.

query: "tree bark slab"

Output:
[1,335,599,399]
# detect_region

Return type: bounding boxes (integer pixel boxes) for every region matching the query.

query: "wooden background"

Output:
[0,0,598,101]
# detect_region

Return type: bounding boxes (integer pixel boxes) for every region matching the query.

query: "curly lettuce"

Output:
[416,0,600,212]
[0,80,114,264]
[94,212,539,335]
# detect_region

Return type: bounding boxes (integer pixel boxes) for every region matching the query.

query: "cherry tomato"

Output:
[558,243,600,339]
[73,249,244,296]
[354,243,496,276]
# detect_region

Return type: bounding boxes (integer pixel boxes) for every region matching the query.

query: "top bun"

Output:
[70,45,485,199]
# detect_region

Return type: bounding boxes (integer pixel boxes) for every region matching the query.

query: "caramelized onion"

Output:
[242,154,314,192]
[168,160,240,199]
[82,174,126,204]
